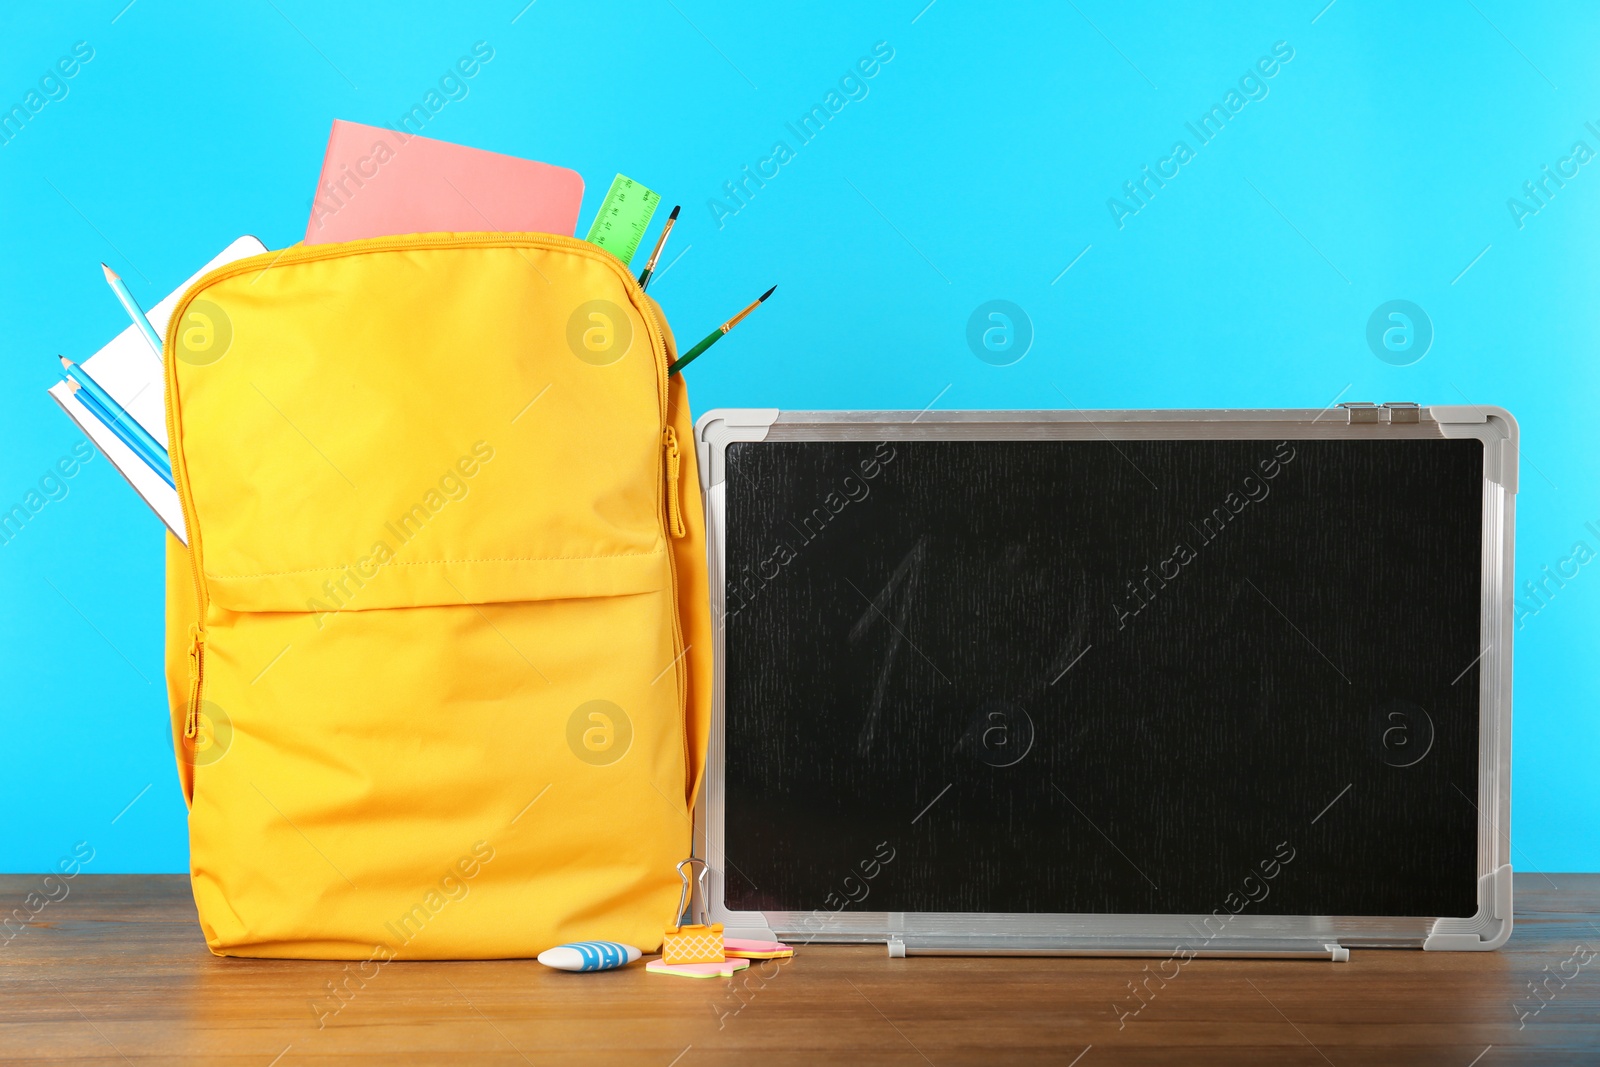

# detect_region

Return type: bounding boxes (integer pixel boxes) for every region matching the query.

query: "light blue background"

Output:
[2,1,1595,873]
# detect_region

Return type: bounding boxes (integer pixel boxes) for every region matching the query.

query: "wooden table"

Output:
[2,874,1596,1064]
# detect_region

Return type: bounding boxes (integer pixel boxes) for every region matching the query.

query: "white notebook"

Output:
[47,235,268,544]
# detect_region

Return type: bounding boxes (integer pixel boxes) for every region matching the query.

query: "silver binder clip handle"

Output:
[674,857,711,926]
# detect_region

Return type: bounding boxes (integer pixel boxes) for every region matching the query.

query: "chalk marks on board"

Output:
[846,536,948,755]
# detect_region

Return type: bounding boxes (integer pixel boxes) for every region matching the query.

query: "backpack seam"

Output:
[205,548,667,580]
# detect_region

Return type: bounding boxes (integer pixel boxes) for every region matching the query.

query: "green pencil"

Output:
[668,286,775,376]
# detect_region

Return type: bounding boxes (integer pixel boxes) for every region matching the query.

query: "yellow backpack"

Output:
[160,233,711,960]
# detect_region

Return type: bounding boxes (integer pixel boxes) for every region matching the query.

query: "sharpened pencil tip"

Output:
[759,285,776,302]
[59,355,76,370]
[101,263,119,282]
[667,205,680,220]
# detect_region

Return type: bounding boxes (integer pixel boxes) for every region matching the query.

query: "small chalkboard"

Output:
[696,408,1517,955]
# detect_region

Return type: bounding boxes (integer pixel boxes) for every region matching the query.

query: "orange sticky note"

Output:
[723,937,793,960]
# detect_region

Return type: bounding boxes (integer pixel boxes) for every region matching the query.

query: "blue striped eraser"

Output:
[537,941,642,972]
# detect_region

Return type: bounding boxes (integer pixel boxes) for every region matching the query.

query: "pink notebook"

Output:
[304,120,584,244]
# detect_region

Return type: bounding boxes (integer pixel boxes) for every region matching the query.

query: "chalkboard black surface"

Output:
[722,437,1484,919]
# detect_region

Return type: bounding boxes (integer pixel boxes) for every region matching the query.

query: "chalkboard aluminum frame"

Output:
[694,406,1517,957]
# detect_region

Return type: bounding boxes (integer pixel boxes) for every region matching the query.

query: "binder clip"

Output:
[661,857,724,965]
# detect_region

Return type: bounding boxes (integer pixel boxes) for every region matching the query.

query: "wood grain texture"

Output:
[0,873,1596,1064]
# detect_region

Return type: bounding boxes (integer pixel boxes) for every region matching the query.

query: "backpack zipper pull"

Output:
[185,629,206,738]
[664,426,686,539]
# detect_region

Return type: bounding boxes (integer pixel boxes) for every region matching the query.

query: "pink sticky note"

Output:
[305,120,584,245]
[646,957,751,979]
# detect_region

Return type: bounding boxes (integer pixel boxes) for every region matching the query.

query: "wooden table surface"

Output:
[1,873,1597,1065]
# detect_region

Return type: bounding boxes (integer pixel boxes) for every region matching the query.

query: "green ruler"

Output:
[585,174,661,267]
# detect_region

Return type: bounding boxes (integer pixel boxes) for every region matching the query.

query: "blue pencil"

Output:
[60,357,173,485]
[69,384,176,489]
[101,263,165,360]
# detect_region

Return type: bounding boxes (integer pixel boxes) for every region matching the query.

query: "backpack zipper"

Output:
[663,426,686,538]
[184,629,205,738]
[164,296,209,741]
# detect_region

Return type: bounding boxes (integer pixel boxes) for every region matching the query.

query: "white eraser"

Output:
[537,941,642,972]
